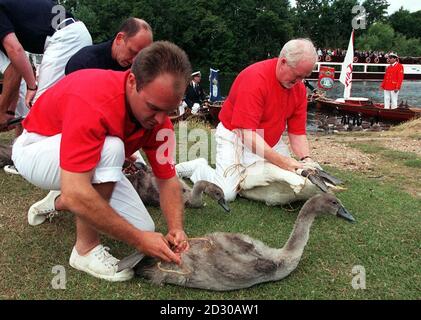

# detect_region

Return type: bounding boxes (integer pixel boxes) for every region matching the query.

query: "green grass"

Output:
[403,159,421,168]
[350,142,421,169]
[1,129,420,299]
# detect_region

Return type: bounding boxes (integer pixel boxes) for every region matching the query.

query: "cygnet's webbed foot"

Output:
[317,169,343,186]
[298,167,344,193]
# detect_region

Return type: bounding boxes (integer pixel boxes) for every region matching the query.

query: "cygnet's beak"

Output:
[218,198,230,213]
[336,206,355,222]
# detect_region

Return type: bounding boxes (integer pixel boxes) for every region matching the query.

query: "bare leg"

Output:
[0,64,21,124]
[55,182,116,255]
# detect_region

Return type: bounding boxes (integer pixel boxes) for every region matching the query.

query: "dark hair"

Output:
[118,17,152,39]
[131,41,192,93]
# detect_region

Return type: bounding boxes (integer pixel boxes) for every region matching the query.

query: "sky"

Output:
[289,0,421,15]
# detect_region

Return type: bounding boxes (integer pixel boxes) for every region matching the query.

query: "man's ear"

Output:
[128,72,137,91]
[115,32,126,44]
[279,57,288,65]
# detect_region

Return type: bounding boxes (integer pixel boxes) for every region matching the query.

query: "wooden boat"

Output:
[315,96,421,123]
[207,101,223,126]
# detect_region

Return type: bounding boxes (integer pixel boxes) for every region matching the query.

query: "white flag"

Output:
[339,30,354,99]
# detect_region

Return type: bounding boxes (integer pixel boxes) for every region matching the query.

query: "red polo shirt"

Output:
[219,58,307,147]
[23,69,176,179]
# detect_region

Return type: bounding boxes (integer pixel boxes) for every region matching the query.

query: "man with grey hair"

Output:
[176,38,319,202]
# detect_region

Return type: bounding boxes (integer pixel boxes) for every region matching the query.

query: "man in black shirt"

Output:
[0,0,92,130]
[184,71,206,113]
[65,18,153,75]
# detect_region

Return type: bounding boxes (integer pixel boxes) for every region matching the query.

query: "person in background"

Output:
[184,71,206,114]
[65,17,153,75]
[381,52,404,109]
[0,0,92,129]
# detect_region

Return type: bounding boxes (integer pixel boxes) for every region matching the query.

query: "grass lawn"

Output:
[0,124,420,300]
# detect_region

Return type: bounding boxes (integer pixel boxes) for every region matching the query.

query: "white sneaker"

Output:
[4,164,20,175]
[28,190,61,226]
[176,158,208,178]
[69,245,134,282]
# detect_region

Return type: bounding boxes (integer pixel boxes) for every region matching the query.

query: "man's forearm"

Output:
[3,34,37,88]
[288,133,310,160]
[157,176,184,231]
[239,129,301,171]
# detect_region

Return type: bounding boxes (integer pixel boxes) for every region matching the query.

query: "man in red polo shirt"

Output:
[12,41,191,282]
[176,38,318,202]
[381,52,404,109]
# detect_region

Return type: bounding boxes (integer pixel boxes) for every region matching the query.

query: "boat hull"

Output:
[315,98,421,123]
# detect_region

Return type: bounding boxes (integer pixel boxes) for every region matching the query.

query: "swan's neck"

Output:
[188,181,207,207]
[282,208,316,257]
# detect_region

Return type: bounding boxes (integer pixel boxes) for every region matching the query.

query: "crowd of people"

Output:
[317,47,421,64]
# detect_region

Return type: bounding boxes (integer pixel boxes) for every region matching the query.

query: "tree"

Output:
[389,8,421,41]
[361,0,389,27]
[59,0,296,74]
[355,22,421,56]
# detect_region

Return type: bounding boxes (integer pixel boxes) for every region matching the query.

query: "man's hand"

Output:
[25,88,37,108]
[300,157,323,171]
[138,230,182,265]
[282,157,303,172]
[166,229,189,254]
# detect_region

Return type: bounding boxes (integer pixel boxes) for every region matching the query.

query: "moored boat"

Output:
[314,96,421,123]
[310,57,421,81]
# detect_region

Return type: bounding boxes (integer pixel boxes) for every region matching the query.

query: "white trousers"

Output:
[190,122,290,201]
[384,90,399,109]
[34,21,92,102]
[15,81,29,118]
[12,131,155,231]
[0,21,92,104]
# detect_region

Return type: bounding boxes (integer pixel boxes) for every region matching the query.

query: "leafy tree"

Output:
[361,0,389,27]
[355,22,421,56]
[389,8,421,40]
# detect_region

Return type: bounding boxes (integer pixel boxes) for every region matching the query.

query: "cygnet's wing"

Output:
[0,144,13,167]
[117,252,145,272]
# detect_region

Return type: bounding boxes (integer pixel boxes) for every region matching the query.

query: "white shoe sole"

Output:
[27,191,61,226]
[3,165,20,175]
[69,259,134,282]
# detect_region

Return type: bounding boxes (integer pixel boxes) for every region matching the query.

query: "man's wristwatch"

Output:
[300,155,311,161]
[27,84,38,91]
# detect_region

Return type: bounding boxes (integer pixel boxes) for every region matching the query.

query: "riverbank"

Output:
[308,118,421,197]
